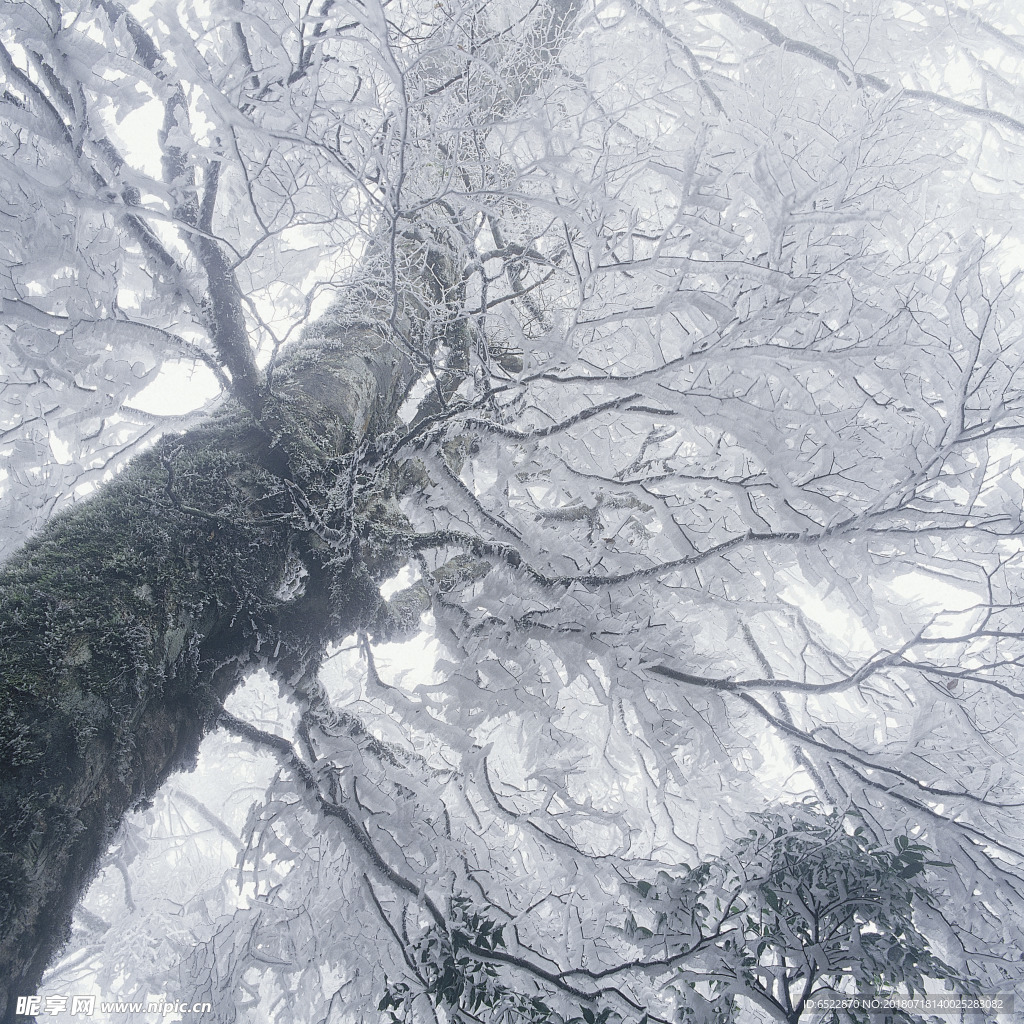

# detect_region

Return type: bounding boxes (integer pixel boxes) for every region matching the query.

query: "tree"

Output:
[2,0,1024,1020]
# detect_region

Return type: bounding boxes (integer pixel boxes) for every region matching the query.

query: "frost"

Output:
[8,0,1024,1018]
[273,555,308,603]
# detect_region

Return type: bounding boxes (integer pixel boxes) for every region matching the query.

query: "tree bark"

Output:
[0,2,583,1012]
[0,320,418,1022]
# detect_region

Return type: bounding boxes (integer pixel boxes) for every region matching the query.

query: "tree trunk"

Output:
[0,320,417,1022]
[0,0,579,1009]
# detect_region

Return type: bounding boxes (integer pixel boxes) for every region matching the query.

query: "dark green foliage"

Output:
[379,897,622,1024]
[380,898,514,1023]
[629,806,975,1024]
[727,811,972,1023]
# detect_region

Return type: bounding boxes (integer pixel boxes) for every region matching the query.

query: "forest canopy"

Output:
[2,0,1024,1021]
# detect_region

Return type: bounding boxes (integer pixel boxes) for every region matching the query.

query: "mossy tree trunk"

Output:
[0,322,420,1022]
[0,0,580,1012]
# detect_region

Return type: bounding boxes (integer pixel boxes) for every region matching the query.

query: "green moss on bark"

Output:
[0,412,295,998]
[0,324,426,1021]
